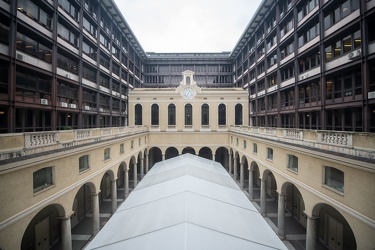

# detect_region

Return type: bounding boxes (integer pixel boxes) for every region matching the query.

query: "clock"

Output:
[182,87,195,99]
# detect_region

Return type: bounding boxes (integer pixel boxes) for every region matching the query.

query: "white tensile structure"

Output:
[86,154,287,250]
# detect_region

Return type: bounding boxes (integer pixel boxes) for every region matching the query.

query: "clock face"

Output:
[182,87,195,99]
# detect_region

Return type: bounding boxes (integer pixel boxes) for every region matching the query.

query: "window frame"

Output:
[79,155,90,172]
[267,147,274,161]
[201,103,209,126]
[324,166,344,193]
[33,166,54,193]
[104,148,111,161]
[287,154,298,172]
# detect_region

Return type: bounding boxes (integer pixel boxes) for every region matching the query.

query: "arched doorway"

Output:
[182,147,195,155]
[22,204,65,250]
[198,147,212,160]
[285,184,307,227]
[260,169,277,216]
[165,147,179,160]
[311,204,357,250]
[149,147,162,168]
[248,161,260,201]
[71,182,97,248]
[215,147,229,170]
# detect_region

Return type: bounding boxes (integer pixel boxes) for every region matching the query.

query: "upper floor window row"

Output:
[299,52,320,74]
[83,41,97,60]
[298,22,320,48]
[58,0,80,22]
[16,32,52,63]
[297,0,319,23]
[18,0,53,30]
[83,17,97,38]
[324,0,360,30]
[57,22,79,48]
[325,30,361,61]
[57,53,78,74]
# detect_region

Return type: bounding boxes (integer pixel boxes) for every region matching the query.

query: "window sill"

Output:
[322,184,344,196]
[266,158,273,163]
[103,158,111,163]
[79,168,91,175]
[33,184,55,196]
[286,168,298,174]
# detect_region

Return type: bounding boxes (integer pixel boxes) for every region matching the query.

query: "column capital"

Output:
[59,211,74,220]
[91,190,101,196]
[308,216,319,220]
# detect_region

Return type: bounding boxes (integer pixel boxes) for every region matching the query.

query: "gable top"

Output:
[180,70,197,86]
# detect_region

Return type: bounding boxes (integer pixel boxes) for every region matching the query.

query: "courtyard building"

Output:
[0,0,374,250]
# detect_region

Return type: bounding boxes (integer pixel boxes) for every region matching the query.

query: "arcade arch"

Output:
[215,147,229,170]
[182,147,195,155]
[198,147,212,160]
[149,147,162,168]
[165,147,179,160]
[22,204,66,250]
[311,203,357,250]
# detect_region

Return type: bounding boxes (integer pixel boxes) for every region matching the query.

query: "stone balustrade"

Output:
[230,126,375,160]
[0,126,148,161]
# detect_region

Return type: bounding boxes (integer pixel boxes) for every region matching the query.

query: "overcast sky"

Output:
[114,0,263,53]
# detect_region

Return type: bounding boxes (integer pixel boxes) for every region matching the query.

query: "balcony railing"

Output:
[0,126,148,161]
[229,126,375,160]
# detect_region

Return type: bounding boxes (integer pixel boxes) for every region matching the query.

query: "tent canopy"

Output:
[86,154,287,250]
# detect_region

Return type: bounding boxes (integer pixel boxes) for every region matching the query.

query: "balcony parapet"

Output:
[230,126,375,160]
[0,126,148,161]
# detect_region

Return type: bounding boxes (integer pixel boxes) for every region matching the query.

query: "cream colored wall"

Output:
[0,133,148,250]
[229,132,375,249]
[1,128,374,249]
[128,88,249,130]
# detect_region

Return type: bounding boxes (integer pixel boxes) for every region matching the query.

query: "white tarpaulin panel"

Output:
[86,154,287,250]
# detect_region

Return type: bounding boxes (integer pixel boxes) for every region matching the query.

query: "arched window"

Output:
[185,104,193,125]
[151,104,159,125]
[135,104,142,125]
[235,104,243,125]
[186,76,191,84]
[218,104,226,125]
[168,104,176,125]
[201,104,209,125]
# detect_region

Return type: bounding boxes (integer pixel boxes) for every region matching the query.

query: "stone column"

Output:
[140,156,144,179]
[228,152,232,175]
[133,161,137,188]
[306,216,318,250]
[124,168,129,198]
[60,214,73,250]
[91,192,100,236]
[111,179,117,215]
[260,178,267,216]
[162,154,165,161]
[212,154,215,161]
[240,162,244,188]
[145,153,149,173]
[248,169,254,200]
[277,193,286,239]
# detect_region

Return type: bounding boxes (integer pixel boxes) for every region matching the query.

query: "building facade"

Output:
[0,0,374,250]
